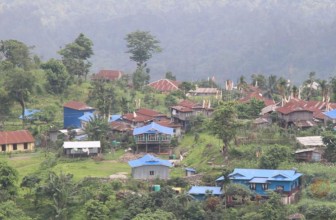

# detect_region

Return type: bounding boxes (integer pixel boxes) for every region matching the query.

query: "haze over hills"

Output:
[1,0,336,84]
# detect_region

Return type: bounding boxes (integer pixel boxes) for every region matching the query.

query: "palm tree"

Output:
[84,115,110,152]
[237,75,247,91]
[319,79,329,102]
[304,72,316,100]
[263,75,277,99]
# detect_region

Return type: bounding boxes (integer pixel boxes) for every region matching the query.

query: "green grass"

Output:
[52,159,130,181]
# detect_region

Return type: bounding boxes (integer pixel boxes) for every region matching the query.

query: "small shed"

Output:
[296,136,324,148]
[63,101,95,128]
[185,168,196,176]
[295,148,322,162]
[128,154,173,180]
[63,141,100,157]
[188,186,223,200]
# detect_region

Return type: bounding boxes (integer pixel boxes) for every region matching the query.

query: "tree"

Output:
[0,162,18,196]
[305,71,316,100]
[132,66,150,90]
[0,39,32,70]
[259,145,290,169]
[58,33,93,80]
[41,59,71,94]
[264,75,277,99]
[88,80,118,118]
[179,81,196,94]
[4,68,35,127]
[125,30,162,68]
[84,115,110,152]
[133,209,176,220]
[322,130,336,162]
[251,74,266,89]
[42,172,78,220]
[210,101,241,161]
[84,199,109,220]
[0,201,32,220]
[165,71,176,81]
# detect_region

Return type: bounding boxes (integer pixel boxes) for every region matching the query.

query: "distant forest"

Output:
[1,0,336,83]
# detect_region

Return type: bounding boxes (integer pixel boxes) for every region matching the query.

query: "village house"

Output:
[216,168,302,204]
[133,122,174,153]
[171,99,213,130]
[122,108,169,127]
[128,154,173,180]
[187,87,222,99]
[147,79,180,93]
[188,186,223,201]
[0,130,35,153]
[295,136,324,162]
[91,70,123,81]
[63,141,101,157]
[63,101,95,128]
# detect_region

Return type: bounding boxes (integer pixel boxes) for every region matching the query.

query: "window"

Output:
[262,183,268,190]
[1,144,6,152]
[13,144,17,151]
[250,183,256,190]
[24,143,28,150]
[276,185,284,192]
[150,171,155,176]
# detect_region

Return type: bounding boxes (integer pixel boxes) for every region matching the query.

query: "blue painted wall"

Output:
[63,107,95,128]
[232,179,298,196]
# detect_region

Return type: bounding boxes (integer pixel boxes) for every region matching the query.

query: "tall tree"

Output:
[41,59,71,94]
[263,75,277,99]
[88,80,119,118]
[58,33,93,80]
[4,68,35,127]
[132,66,150,90]
[165,71,176,81]
[0,39,32,70]
[210,101,240,161]
[0,162,18,196]
[251,74,266,89]
[125,30,162,68]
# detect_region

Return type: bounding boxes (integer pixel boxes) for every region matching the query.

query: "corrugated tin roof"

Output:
[188,186,223,195]
[148,79,180,92]
[189,88,219,94]
[133,122,174,135]
[324,109,336,119]
[19,109,41,119]
[249,177,268,183]
[296,136,324,146]
[0,130,35,145]
[128,154,173,168]
[228,168,302,182]
[295,147,320,154]
[78,112,95,122]
[63,101,94,111]
[63,141,101,149]
[109,115,122,122]
[92,70,123,81]
[136,108,164,117]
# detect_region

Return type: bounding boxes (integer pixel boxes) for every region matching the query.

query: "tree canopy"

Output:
[125,30,162,68]
[58,33,93,80]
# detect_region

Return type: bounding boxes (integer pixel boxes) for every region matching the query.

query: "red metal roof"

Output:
[122,113,153,123]
[63,101,94,111]
[0,130,34,145]
[238,91,275,106]
[136,108,165,117]
[110,121,132,132]
[148,79,180,92]
[92,70,123,81]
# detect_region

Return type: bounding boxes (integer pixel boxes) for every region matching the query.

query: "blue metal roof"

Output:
[109,115,122,122]
[78,112,95,122]
[229,168,302,182]
[185,168,196,172]
[324,109,336,119]
[133,122,174,135]
[128,154,173,168]
[188,186,223,195]
[249,177,268,183]
[19,109,41,120]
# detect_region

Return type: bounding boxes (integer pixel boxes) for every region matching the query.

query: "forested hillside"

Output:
[1,0,336,83]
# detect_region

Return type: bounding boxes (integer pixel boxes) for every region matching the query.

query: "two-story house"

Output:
[171,99,213,130]
[217,168,302,204]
